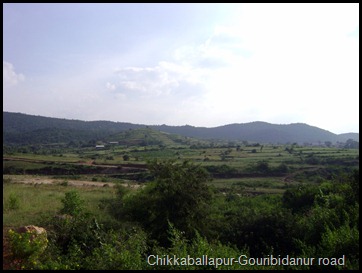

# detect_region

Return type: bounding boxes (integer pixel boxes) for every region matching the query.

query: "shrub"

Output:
[7,193,20,210]
[59,190,84,216]
[8,228,48,261]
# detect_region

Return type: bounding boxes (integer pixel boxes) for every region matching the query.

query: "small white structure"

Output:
[95,145,105,149]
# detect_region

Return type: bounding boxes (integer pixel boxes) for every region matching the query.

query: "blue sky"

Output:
[3,3,359,134]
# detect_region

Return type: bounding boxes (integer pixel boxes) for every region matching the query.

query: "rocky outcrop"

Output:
[17,225,46,236]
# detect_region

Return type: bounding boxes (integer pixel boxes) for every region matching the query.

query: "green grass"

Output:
[4,153,80,163]
[210,177,287,190]
[3,144,359,228]
[3,181,117,228]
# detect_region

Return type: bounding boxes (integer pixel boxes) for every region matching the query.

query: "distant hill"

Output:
[3,112,143,145]
[337,133,360,143]
[3,112,359,145]
[156,122,359,144]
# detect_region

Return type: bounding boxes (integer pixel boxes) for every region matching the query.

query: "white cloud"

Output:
[95,3,358,133]
[113,61,205,98]
[3,61,25,88]
[172,3,359,131]
[106,82,116,91]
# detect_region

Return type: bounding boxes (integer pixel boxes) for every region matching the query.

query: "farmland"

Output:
[3,132,359,270]
[3,140,359,193]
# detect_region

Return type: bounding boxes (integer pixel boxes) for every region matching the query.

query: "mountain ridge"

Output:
[3,111,359,145]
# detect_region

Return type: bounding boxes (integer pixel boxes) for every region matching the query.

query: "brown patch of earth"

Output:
[4,175,142,189]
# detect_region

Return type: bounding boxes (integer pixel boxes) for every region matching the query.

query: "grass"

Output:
[3,144,359,228]
[3,180,117,228]
[210,177,288,190]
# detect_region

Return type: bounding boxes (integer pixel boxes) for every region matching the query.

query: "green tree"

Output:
[148,160,213,244]
[344,139,359,149]
[114,160,213,246]
[60,190,84,216]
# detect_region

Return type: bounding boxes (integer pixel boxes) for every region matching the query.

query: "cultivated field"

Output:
[3,143,358,226]
[3,142,359,270]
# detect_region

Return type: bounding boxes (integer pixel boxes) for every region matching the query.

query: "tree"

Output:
[324,141,332,148]
[344,139,359,149]
[255,160,270,174]
[149,160,213,244]
[115,160,213,246]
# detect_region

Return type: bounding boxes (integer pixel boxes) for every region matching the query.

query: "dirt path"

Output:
[4,175,142,189]
[3,156,147,170]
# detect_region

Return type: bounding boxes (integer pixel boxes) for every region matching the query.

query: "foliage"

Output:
[83,227,148,270]
[205,164,239,178]
[108,160,213,246]
[2,139,359,270]
[282,185,319,213]
[218,194,297,257]
[149,222,255,270]
[59,190,84,216]
[6,192,21,210]
[8,228,48,262]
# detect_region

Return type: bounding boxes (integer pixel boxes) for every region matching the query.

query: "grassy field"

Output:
[2,142,359,270]
[3,179,118,228]
[3,143,359,229]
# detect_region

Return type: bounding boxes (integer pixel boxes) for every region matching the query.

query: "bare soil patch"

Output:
[4,175,142,189]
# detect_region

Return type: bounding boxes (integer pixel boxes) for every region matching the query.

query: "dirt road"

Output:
[3,175,142,189]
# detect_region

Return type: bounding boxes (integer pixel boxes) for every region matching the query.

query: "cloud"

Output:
[98,3,358,130]
[106,82,116,91]
[4,4,357,133]
[112,61,205,98]
[3,61,25,88]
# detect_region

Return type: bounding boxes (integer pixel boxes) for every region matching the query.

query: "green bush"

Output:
[7,193,20,210]
[59,190,84,216]
[8,228,48,261]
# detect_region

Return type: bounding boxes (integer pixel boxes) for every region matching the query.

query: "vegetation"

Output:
[3,119,359,270]
[4,112,359,145]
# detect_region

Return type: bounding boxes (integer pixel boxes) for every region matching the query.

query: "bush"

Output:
[7,193,20,210]
[8,228,48,261]
[255,160,270,174]
[83,228,148,270]
[59,190,84,216]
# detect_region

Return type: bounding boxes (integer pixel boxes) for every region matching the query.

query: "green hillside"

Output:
[105,127,208,147]
[3,112,359,146]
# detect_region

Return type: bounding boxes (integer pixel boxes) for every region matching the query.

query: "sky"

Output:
[3,3,359,134]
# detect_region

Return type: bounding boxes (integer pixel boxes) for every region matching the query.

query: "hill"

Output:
[3,112,143,145]
[156,122,358,144]
[3,112,359,145]
[105,127,206,147]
